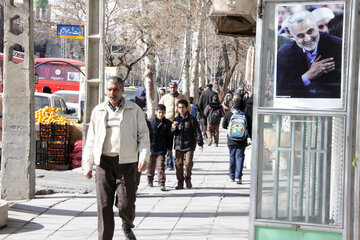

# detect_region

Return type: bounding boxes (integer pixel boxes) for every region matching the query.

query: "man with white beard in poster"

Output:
[276,10,342,98]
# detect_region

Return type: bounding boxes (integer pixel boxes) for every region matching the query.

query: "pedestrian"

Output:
[160,88,166,97]
[198,83,218,138]
[83,76,150,240]
[222,98,252,185]
[222,93,233,112]
[147,104,173,191]
[204,95,225,147]
[159,81,191,170]
[172,99,204,189]
[189,96,202,125]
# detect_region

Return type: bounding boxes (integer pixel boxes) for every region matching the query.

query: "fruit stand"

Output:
[35,106,83,170]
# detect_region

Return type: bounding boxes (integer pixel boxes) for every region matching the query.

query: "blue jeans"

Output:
[166,152,174,168]
[228,145,246,180]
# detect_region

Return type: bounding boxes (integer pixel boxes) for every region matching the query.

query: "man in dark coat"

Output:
[198,83,218,137]
[276,10,342,98]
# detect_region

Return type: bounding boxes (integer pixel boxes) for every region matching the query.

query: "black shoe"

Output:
[185,179,192,189]
[147,181,153,187]
[123,228,137,240]
[175,180,184,190]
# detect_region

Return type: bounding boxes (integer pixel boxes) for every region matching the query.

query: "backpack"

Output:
[207,107,221,125]
[228,110,248,141]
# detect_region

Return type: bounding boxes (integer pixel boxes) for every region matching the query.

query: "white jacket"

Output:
[82,100,150,172]
[159,93,191,121]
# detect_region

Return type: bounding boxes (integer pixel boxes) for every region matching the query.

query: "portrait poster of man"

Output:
[274,3,344,109]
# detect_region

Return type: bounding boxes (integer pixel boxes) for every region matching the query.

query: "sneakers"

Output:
[123,227,137,240]
[236,179,242,184]
[147,181,153,187]
[175,180,184,190]
[208,139,213,146]
[159,184,166,191]
[185,179,192,189]
[166,166,174,171]
[230,178,235,182]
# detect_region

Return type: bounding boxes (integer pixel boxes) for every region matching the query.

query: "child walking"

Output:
[172,99,204,189]
[222,98,252,184]
[147,104,173,191]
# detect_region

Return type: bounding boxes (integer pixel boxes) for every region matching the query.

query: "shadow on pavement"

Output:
[0,219,44,234]
[136,211,249,218]
[137,192,250,198]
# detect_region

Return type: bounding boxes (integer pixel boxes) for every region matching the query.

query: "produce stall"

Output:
[35,106,83,170]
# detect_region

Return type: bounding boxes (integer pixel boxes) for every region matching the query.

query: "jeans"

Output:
[228,145,246,180]
[166,151,174,168]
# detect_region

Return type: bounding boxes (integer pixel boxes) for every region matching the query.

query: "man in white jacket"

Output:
[83,76,150,240]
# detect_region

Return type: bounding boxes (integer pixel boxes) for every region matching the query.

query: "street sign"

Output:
[57,25,84,39]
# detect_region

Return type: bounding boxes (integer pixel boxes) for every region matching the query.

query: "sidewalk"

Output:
[0,129,251,240]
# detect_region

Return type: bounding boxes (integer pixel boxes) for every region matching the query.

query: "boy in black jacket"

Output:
[147,104,173,191]
[172,99,204,189]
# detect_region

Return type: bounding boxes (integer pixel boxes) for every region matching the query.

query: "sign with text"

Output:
[57,25,84,39]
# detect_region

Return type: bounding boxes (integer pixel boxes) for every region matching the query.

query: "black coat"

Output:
[149,116,173,156]
[222,109,252,146]
[204,102,225,120]
[199,89,218,113]
[172,112,204,151]
[276,33,342,98]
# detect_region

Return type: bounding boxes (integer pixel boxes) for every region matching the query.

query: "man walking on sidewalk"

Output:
[199,83,218,138]
[83,76,150,240]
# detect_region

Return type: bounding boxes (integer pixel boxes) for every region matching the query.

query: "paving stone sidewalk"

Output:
[0,129,251,240]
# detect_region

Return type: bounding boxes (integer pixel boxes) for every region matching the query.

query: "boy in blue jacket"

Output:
[147,104,173,191]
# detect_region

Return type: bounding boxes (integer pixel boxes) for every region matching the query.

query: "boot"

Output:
[175,180,184,190]
[185,179,192,189]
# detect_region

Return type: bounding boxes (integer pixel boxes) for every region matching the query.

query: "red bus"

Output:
[0,53,85,93]
[34,58,85,93]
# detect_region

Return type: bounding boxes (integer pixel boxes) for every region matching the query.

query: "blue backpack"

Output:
[228,110,248,141]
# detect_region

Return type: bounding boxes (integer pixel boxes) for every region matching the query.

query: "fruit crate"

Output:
[36,140,70,170]
[40,123,70,141]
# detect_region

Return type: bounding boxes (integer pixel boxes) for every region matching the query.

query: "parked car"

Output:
[35,92,76,120]
[53,90,79,120]
[123,86,138,102]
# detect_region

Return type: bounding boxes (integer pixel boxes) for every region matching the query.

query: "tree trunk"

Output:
[181,6,192,97]
[199,35,206,89]
[189,20,204,103]
[138,0,158,118]
[245,45,255,92]
[219,40,239,102]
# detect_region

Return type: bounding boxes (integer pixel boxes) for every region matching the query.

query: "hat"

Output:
[169,81,178,87]
[206,83,213,88]
[311,8,335,22]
